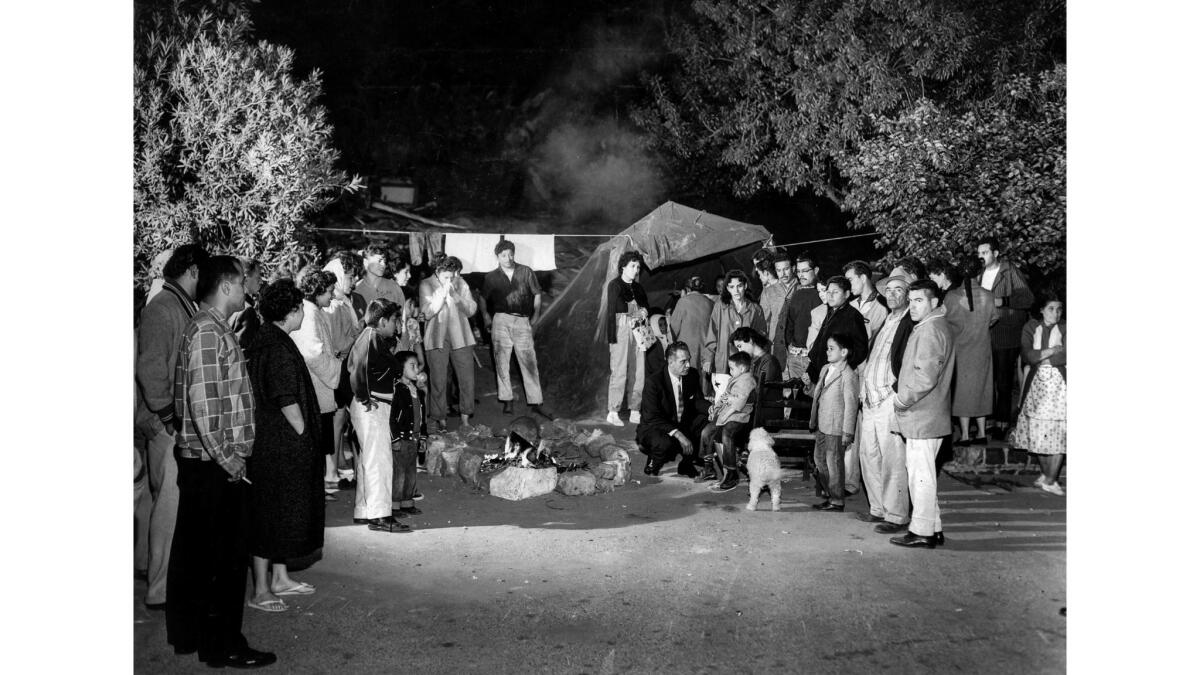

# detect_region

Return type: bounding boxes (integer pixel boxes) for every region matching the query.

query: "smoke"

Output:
[508,16,667,227]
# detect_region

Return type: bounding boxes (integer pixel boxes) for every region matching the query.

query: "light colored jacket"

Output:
[712,370,756,426]
[892,306,956,439]
[669,292,713,370]
[809,363,860,436]
[291,300,342,413]
[419,275,478,351]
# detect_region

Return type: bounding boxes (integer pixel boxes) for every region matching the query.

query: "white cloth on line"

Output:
[442,233,556,273]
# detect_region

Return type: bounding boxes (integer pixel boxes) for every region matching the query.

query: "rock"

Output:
[439,448,464,477]
[581,443,603,460]
[556,471,597,496]
[488,466,558,501]
[458,451,485,488]
[593,477,615,493]
[600,445,629,462]
[601,458,630,487]
[480,436,506,453]
[585,431,616,453]
[425,437,448,475]
[589,462,617,480]
[508,416,541,446]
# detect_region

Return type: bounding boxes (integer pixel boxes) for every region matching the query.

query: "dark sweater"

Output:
[347,328,401,404]
[604,277,649,344]
[806,303,869,382]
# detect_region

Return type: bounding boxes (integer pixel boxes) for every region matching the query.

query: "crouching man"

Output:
[636,342,709,478]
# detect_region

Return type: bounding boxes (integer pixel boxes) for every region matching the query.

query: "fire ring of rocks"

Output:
[424,417,634,500]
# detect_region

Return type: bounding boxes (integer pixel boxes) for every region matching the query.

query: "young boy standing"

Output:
[703,351,757,492]
[389,351,427,517]
[808,333,860,512]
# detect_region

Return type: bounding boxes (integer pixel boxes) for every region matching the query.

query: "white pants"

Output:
[905,437,943,536]
[858,397,910,524]
[607,314,645,413]
[492,313,543,405]
[350,399,394,520]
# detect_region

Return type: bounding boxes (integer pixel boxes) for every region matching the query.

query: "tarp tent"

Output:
[535,201,772,416]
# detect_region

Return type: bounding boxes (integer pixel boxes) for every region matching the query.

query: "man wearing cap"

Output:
[975,238,1034,438]
[889,279,955,549]
[481,239,553,420]
[856,274,914,534]
[135,243,209,610]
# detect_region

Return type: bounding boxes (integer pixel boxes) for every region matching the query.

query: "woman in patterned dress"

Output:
[1009,294,1066,496]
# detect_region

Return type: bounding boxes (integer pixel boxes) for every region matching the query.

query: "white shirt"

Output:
[981,266,1000,291]
[669,372,683,423]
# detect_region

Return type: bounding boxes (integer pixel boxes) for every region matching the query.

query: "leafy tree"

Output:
[134,0,362,287]
[842,65,1065,272]
[633,0,1064,204]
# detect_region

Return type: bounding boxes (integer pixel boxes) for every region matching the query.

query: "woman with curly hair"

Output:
[292,267,343,501]
[244,280,325,612]
[1010,293,1067,496]
[702,269,767,377]
[603,250,650,426]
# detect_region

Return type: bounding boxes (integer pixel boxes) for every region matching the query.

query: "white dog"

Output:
[745,427,784,511]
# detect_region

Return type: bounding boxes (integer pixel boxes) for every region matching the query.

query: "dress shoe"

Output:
[676,462,699,478]
[643,458,662,476]
[953,438,973,448]
[529,404,555,421]
[395,506,422,516]
[856,513,885,523]
[337,478,356,491]
[889,532,936,549]
[353,518,369,525]
[811,501,844,512]
[204,646,277,669]
[694,464,718,482]
[873,521,908,534]
[367,516,412,533]
[502,400,514,415]
[172,643,197,656]
[934,531,946,546]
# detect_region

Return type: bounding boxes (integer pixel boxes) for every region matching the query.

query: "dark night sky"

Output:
[246,0,868,257]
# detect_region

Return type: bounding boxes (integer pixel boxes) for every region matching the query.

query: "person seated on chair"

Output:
[636,341,708,478]
[700,351,757,492]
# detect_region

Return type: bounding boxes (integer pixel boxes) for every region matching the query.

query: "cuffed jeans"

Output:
[607,314,645,413]
[492,313,543,405]
[391,439,419,509]
[858,397,910,525]
[427,345,476,421]
[905,437,944,537]
[141,422,179,605]
[350,399,394,520]
[814,431,847,505]
[134,444,150,572]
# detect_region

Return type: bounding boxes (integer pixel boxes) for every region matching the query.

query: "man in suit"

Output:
[890,280,956,550]
[636,341,709,477]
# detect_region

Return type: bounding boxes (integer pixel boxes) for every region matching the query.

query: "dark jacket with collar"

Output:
[806,303,869,383]
[636,367,706,439]
[389,382,428,442]
[976,261,1034,349]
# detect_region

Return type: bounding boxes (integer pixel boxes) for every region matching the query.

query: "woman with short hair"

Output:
[292,268,343,501]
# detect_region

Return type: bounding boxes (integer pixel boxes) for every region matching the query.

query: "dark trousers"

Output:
[814,431,846,505]
[319,411,335,455]
[700,420,748,468]
[166,455,250,658]
[991,346,1020,425]
[391,439,419,508]
[637,415,707,467]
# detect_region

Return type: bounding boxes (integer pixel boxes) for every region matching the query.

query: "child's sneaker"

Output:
[629,410,642,424]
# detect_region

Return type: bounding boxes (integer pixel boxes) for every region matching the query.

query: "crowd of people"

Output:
[133,234,1064,668]
[607,238,1066,538]
[133,239,554,668]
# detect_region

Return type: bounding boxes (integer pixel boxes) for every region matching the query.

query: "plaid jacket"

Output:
[174,306,256,474]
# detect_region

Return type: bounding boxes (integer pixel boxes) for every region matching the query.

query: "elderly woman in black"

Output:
[244,280,325,612]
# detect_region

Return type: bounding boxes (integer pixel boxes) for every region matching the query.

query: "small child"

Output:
[808,333,860,512]
[389,351,427,516]
[702,351,757,492]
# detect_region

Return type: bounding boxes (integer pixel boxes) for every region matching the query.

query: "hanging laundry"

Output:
[442,233,557,273]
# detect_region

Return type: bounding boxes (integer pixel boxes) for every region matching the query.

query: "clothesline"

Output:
[318,226,632,242]
[766,232,878,248]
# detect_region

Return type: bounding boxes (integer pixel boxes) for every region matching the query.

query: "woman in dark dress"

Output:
[244,280,325,612]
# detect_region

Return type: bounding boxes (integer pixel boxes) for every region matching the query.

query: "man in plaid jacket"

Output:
[165,255,275,669]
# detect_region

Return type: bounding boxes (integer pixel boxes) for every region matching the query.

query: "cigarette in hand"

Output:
[241,476,253,485]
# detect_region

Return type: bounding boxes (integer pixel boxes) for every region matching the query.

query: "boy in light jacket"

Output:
[808,333,860,512]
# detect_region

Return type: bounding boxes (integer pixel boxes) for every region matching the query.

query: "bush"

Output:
[134,1,362,287]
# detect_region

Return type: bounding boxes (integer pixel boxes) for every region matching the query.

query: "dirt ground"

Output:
[134,352,1066,674]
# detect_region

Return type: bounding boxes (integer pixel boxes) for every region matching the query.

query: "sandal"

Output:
[247,597,288,613]
[272,581,315,596]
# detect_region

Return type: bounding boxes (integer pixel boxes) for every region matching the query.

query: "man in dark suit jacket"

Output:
[636,342,709,477]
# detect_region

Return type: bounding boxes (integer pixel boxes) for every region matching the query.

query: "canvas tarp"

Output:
[534,201,772,416]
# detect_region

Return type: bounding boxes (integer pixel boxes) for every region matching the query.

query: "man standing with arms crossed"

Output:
[167,256,275,668]
[890,279,955,549]
[856,275,913,535]
[481,239,553,420]
[135,243,208,610]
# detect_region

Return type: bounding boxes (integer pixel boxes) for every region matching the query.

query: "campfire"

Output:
[481,432,588,473]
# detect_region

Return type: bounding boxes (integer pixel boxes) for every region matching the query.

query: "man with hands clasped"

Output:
[419,256,478,432]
